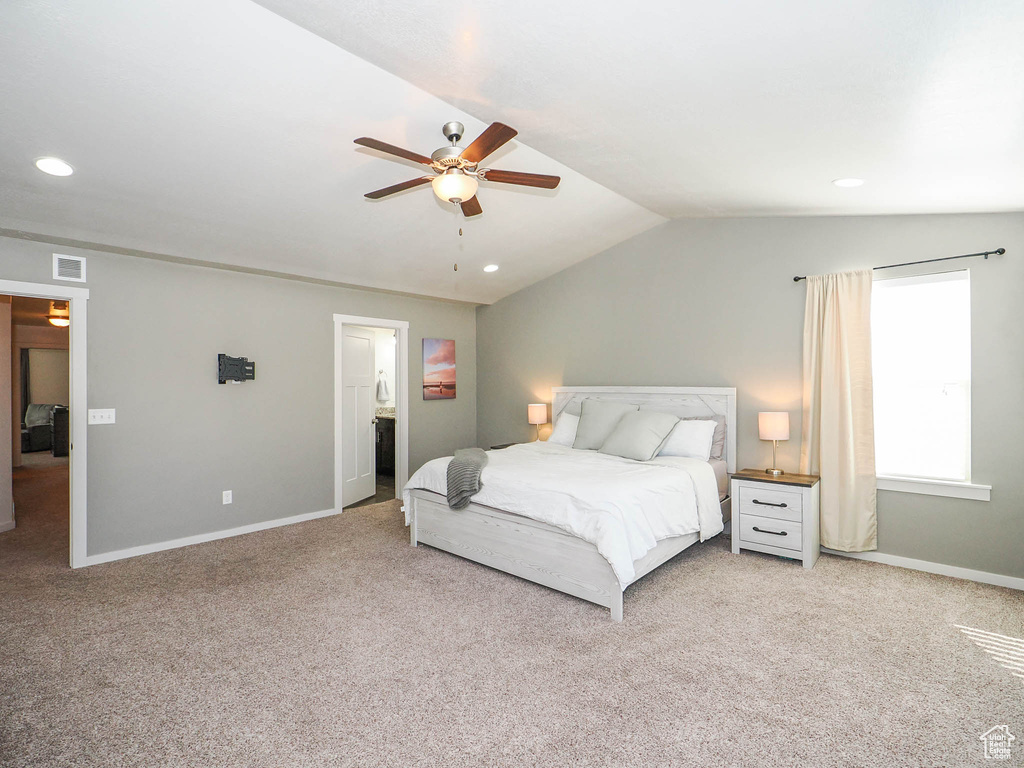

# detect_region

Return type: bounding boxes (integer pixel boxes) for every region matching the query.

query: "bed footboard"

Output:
[407,490,624,621]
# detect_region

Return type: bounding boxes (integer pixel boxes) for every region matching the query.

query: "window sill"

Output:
[876,475,991,501]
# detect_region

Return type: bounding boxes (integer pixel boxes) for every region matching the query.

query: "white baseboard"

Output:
[821,548,1024,591]
[0,520,16,533]
[80,507,341,567]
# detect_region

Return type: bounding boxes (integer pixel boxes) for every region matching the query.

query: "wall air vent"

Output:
[53,253,86,282]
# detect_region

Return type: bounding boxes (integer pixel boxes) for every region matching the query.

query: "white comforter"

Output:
[402,442,723,588]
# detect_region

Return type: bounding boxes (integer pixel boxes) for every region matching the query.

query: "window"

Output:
[871,270,971,483]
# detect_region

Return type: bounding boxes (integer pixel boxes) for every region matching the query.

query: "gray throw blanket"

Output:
[446,448,488,510]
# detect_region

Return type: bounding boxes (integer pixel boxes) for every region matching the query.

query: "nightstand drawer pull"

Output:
[737,485,802,521]
[738,513,801,552]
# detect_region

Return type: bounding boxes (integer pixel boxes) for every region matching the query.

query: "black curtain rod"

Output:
[793,248,1005,282]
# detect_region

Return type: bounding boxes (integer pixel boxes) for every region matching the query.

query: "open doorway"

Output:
[339,325,395,512]
[1,296,71,561]
[333,314,409,513]
[0,277,87,568]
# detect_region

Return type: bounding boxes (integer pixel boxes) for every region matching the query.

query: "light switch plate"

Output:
[88,409,115,424]
[222,490,232,505]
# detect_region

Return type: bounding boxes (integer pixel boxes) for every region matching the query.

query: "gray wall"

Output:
[0,237,476,556]
[477,213,1024,579]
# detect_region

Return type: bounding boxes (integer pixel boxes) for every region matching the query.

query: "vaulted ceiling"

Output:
[258,0,1024,219]
[2,0,1022,304]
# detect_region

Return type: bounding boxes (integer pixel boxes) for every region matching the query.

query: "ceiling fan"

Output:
[355,121,560,217]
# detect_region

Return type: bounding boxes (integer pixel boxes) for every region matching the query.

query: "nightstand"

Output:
[730,469,820,569]
[490,443,516,450]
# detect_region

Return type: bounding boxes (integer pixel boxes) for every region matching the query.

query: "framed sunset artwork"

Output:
[422,338,456,400]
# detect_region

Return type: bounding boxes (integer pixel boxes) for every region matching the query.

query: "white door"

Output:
[341,326,376,507]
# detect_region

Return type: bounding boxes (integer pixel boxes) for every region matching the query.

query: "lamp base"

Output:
[765,468,785,476]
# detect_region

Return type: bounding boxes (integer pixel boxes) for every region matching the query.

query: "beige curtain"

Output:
[799,270,877,551]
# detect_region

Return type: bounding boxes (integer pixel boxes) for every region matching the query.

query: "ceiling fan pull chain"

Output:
[452,199,463,238]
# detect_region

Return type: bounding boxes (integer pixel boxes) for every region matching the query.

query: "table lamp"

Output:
[758,411,790,476]
[528,403,547,441]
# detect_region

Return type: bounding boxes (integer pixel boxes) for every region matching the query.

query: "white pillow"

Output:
[573,399,639,450]
[639,406,727,460]
[658,419,717,461]
[599,410,680,462]
[547,413,579,447]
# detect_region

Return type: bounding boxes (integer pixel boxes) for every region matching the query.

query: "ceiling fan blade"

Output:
[354,137,433,166]
[459,122,518,164]
[480,169,560,189]
[364,177,432,199]
[460,196,483,217]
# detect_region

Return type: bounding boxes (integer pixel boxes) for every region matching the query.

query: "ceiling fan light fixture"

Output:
[432,168,478,204]
[47,300,70,327]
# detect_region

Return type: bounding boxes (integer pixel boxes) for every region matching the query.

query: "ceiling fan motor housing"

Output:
[430,145,469,169]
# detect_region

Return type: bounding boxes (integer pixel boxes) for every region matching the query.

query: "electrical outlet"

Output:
[222,490,232,505]
[88,409,116,425]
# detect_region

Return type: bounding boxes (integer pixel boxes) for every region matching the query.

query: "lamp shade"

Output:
[528,403,547,425]
[758,412,790,441]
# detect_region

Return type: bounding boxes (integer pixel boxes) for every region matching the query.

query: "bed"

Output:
[402,386,737,621]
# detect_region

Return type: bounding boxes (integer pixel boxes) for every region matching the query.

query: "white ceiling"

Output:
[256,0,1024,218]
[0,0,662,304]
[2,2,1022,305]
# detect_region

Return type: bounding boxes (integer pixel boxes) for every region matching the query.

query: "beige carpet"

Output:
[2,465,1022,767]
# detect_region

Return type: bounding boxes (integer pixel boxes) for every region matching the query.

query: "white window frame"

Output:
[871,269,990,501]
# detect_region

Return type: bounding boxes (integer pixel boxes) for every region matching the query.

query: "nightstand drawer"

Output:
[738,485,802,522]
[739,513,802,552]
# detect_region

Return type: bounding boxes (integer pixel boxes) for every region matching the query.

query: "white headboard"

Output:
[551,386,737,473]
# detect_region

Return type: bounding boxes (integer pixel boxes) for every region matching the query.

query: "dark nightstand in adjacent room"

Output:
[51,407,69,457]
[730,468,820,569]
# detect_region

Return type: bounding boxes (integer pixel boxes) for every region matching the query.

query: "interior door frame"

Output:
[0,279,89,568]
[333,314,409,514]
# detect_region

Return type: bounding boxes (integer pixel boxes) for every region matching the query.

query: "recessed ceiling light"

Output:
[483,264,499,273]
[35,157,74,176]
[832,178,864,188]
